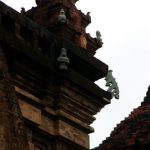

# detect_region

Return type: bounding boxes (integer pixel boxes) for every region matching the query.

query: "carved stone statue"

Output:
[105,70,119,99]
[58,9,67,23]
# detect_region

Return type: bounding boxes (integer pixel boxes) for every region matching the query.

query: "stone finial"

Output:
[105,70,119,99]
[58,9,67,23]
[20,7,25,14]
[57,48,69,71]
[86,12,91,17]
[96,31,103,45]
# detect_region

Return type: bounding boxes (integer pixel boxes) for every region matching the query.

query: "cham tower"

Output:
[0,0,120,150]
[93,86,150,150]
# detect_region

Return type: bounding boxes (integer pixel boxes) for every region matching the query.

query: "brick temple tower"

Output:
[0,1,112,150]
[93,87,150,150]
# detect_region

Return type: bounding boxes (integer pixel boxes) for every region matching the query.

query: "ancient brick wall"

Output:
[0,45,29,150]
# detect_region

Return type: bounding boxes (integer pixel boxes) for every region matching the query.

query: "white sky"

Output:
[1,0,150,148]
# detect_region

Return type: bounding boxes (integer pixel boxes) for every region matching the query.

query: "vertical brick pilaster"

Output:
[0,45,29,150]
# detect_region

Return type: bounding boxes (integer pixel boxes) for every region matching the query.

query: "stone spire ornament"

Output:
[86,12,91,17]
[21,7,25,14]
[57,48,70,71]
[58,9,67,23]
[105,70,119,99]
[96,31,103,45]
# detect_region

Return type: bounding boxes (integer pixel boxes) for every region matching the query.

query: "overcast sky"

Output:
[1,0,150,148]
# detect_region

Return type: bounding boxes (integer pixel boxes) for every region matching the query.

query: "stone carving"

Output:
[21,7,25,14]
[96,31,103,44]
[86,12,91,18]
[57,48,69,71]
[58,9,67,23]
[105,70,119,99]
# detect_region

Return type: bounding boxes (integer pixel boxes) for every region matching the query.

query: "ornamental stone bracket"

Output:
[105,70,119,99]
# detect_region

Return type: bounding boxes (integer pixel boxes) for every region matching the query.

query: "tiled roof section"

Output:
[93,86,150,150]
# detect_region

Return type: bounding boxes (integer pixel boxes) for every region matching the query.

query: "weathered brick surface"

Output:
[93,87,150,150]
[0,1,111,150]
[0,46,29,150]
